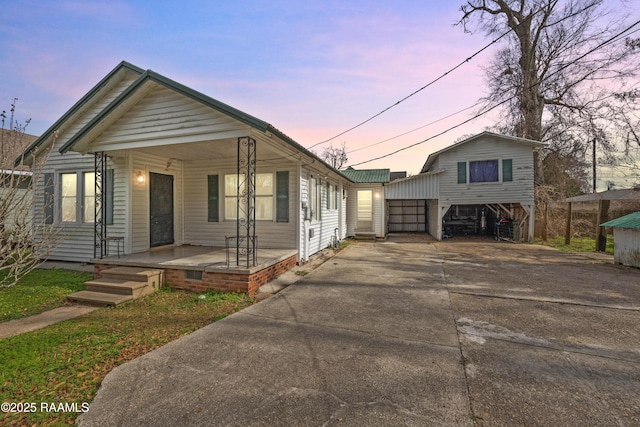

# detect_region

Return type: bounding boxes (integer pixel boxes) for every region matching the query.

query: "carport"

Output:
[441,203,531,240]
[384,172,440,235]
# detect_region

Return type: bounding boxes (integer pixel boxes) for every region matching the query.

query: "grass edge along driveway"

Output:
[0,288,254,426]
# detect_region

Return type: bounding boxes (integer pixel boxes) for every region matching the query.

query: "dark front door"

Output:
[149,172,174,247]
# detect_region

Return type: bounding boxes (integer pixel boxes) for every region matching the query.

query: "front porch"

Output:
[93,245,298,297]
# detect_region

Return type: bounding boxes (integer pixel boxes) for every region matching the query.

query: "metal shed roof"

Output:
[340,168,390,183]
[566,188,640,202]
[601,212,640,229]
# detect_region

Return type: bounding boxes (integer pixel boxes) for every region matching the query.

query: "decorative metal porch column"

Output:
[236,137,256,267]
[94,151,107,259]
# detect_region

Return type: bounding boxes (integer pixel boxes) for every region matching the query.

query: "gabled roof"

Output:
[420,131,547,173]
[340,168,390,183]
[601,212,640,229]
[15,60,354,183]
[58,69,275,154]
[15,61,144,167]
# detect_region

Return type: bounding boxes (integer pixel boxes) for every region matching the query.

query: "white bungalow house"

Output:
[17,61,352,295]
[384,132,545,241]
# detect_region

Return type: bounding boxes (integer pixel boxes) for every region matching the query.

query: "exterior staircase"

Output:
[67,267,164,307]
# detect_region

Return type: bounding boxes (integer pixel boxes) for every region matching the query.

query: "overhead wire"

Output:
[348,17,640,168]
[305,27,514,150]
[258,24,517,165]
[346,102,480,154]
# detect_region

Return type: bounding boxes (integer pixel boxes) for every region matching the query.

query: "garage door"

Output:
[387,200,427,232]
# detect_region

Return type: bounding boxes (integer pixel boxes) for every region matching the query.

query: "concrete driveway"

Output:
[437,239,640,426]
[78,237,640,426]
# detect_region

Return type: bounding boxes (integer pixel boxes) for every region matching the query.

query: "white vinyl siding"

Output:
[385,172,440,200]
[300,168,346,260]
[183,160,297,249]
[90,86,250,152]
[30,73,138,262]
[437,136,535,207]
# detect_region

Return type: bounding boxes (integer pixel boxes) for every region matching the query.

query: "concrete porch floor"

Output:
[93,245,298,274]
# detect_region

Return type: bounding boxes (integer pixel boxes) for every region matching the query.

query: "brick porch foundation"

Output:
[94,254,297,298]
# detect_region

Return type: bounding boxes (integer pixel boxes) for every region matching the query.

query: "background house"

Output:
[1,129,37,234]
[385,132,545,241]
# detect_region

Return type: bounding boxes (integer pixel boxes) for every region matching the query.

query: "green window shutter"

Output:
[457,162,467,184]
[276,171,289,223]
[317,180,322,221]
[326,182,331,209]
[106,169,114,225]
[502,159,513,182]
[44,173,54,224]
[207,175,219,222]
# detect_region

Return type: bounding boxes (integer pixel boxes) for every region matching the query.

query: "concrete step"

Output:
[101,267,164,291]
[84,278,150,297]
[69,266,164,307]
[66,290,133,307]
[355,232,376,240]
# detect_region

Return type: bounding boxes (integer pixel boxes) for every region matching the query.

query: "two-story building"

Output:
[384,132,545,241]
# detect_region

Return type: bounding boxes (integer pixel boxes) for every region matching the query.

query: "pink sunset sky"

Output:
[1,0,638,176]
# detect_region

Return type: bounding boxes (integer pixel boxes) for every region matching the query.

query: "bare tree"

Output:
[0,101,57,288]
[321,142,349,169]
[458,0,639,187]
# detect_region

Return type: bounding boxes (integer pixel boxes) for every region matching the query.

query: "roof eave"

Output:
[55,65,354,184]
[420,131,547,173]
[16,61,144,166]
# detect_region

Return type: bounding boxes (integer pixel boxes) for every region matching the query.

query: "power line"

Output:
[347,103,479,154]
[348,18,640,168]
[305,28,514,150]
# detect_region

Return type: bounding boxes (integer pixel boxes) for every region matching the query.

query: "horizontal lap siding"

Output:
[92,87,247,148]
[385,174,439,200]
[183,159,297,249]
[374,189,384,237]
[346,186,356,237]
[301,169,346,259]
[299,169,308,259]
[33,75,138,262]
[438,136,535,206]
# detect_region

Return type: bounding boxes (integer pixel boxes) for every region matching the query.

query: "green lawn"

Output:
[536,235,614,255]
[0,269,93,322]
[0,288,254,426]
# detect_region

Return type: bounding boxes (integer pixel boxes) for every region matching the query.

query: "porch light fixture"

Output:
[374,192,381,199]
[135,171,145,185]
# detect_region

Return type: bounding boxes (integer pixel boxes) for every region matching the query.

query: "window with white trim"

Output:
[309,177,323,221]
[457,159,513,184]
[225,173,275,221]
[60,171,96,223]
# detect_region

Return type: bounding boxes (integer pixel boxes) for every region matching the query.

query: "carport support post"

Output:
[565,202,572,245]
[596,199,610,252]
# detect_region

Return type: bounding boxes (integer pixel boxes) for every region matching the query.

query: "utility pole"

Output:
[592,138,597,193]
